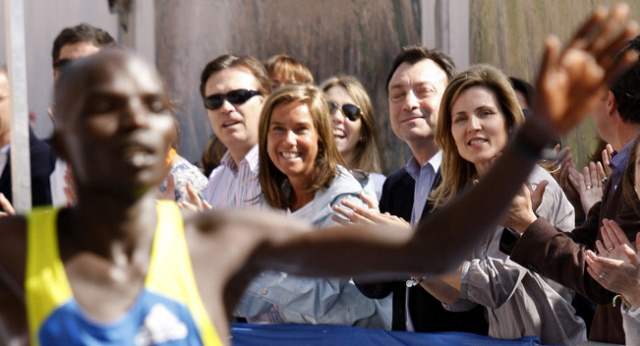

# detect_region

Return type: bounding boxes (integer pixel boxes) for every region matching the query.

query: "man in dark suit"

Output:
[348,46,488,333]
[0,65,54,213]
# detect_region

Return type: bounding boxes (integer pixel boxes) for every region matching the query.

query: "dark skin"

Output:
[0,6,637,344]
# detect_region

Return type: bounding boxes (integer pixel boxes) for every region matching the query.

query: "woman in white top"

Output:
[422,64,586,344]
[321,76,385,200]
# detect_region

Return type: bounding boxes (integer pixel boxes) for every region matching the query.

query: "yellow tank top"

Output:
[25,200,223,346]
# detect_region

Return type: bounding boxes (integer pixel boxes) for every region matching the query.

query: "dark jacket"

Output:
[356,167,488,334]
[0,128,54,211]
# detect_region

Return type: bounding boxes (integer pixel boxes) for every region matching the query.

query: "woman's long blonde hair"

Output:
[430,64,525,209]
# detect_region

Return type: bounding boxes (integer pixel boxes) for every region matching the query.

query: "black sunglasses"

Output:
[327,101,362,121]
[204,89,261,110]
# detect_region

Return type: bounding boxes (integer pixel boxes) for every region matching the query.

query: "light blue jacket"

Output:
[234,166,392,329]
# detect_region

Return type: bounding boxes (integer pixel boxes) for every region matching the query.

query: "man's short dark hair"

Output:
[51,23,117,67]
[509,76,536,108]
[612,35,640,124]
[385,46,457,91]
[199,54,272,99]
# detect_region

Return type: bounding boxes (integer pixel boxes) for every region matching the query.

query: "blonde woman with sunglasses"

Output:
[321,76,386,200]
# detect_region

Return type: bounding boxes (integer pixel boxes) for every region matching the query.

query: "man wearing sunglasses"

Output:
[199,54,270,209]
[197,56,391,329]
[49,23,117,208]
[351,46,489,334]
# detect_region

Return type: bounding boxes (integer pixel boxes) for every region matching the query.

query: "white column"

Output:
[114,0,155,64]
[421,0,470,71]
[134,0,155,64]
[4,0,31,212]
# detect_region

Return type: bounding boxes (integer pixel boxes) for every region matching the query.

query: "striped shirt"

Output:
[202,144,261,209]
[609,140,633,193]
[403,150,442,332]
[405,150,442,226]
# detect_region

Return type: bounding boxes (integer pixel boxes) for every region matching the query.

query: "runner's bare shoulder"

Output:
[0,216,27,284]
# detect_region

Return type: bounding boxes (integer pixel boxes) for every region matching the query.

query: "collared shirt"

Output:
[609,140,633,192]
[50,159,69,207]
[403,150,442,332]
[0,144,9,179]
[405,151,442,226]
[202,144,261,209]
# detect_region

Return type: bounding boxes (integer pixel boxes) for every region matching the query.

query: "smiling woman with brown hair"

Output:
[239,83,392,328]
[423,64,583,344]
[258,84,349,213]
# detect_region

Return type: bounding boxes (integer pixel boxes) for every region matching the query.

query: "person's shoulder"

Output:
[0,217,26,255]
[207,163,227,179]
[183,208,280,237]
[333,166,364,190]
[0,215,26,232]
[183,208,312,258]
[321,166,364,203]
[182,210,238,256]
[25,130,55,172]
[183,209,221,235]
[171,157,208,184]
[0,215,27,280]
[27,128,51,151]
[529,165,563,193]
[383,167,410,187]
[369,172,386,184]
[386,167,407,178]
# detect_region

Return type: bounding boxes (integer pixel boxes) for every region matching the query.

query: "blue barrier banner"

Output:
[231,323,542,345]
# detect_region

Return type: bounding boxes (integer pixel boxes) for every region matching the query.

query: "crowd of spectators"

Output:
[0,5,639,345]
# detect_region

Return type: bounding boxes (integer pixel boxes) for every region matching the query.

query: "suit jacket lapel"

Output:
[0,150,11,204]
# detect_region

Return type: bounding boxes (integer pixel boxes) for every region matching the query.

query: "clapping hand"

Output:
[0,193,15,217]
[552,146,585,215]
[568,161,606,214]
[601,144,614,179]
[63,163,76,207]
[179,182,212,212]
[332,191,410,229]
[501,181,547,233]
[586,219,640,308]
